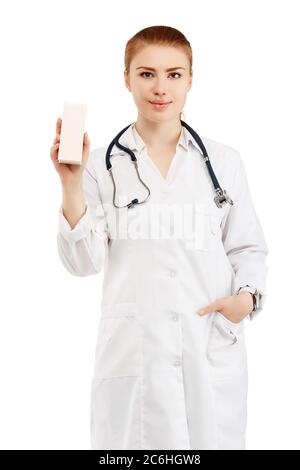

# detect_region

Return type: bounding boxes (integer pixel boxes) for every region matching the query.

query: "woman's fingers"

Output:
[83,131,90,146]
[53,134,60,144]
[52,118,62,145]
[50,142,59,159]
[56,117,62,134]
[54,118,62,142]
[82,132,91,165]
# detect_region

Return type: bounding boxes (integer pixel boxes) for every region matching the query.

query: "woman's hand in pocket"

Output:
[197,291,254,323]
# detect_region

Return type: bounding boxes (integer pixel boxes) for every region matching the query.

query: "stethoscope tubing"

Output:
[105,120,234,209]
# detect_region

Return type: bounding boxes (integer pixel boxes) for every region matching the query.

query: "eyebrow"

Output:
[136,66,185,71]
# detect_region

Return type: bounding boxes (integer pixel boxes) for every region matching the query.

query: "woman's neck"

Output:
[134,117,182,149]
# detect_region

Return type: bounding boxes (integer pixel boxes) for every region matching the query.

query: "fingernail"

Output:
[198,309,205,315]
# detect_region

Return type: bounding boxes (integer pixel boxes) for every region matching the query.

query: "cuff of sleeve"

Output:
[58,203,92,244]
[235,285,268,321]
[247,289,267,321]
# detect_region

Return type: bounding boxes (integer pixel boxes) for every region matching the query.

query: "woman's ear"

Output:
[124,70,131,92]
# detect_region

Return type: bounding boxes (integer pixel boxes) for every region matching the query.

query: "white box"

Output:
[58,102,87,164]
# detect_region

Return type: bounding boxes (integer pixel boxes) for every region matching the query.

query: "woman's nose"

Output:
[152,79,168,94]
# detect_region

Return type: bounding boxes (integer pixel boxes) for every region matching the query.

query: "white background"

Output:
[0,0,299,450]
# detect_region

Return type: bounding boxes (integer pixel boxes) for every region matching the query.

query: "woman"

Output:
[50,25,268,450]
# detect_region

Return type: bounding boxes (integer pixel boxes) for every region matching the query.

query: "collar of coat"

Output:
[109,122,201,157]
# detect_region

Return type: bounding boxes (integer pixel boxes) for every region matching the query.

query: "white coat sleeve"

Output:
[57,149,109,276]
[221,152,269,321]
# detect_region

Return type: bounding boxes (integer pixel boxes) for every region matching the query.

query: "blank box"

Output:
[58,102,87,165]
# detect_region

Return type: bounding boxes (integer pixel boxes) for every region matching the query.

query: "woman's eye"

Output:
[140,72,181,79]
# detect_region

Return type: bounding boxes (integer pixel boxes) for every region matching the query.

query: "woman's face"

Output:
[124,45,192,122]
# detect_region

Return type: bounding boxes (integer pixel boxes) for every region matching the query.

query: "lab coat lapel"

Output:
[133,124,192,188]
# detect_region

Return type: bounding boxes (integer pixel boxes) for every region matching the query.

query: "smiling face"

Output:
[124,45,192,122]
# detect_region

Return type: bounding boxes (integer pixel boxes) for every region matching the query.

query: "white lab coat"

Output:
[57,123,268,450]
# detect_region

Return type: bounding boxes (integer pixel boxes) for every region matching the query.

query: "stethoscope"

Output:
[105,120,234,209]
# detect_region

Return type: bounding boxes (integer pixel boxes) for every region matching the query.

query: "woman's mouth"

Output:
[149,101,172,110]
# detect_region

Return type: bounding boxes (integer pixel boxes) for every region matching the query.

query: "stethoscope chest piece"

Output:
[214,188,234,208]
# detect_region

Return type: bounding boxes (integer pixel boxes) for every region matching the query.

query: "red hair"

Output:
[124,25,193,76]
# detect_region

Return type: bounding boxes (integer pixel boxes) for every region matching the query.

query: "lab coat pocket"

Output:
[94,302,142,379]
[206,311,247,379]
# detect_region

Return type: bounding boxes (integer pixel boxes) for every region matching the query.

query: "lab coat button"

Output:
[169,269,177,278]
[171,312,179,321]
[173,360,182,367]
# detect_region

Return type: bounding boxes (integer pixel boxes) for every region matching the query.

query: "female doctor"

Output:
[50,25,268,450]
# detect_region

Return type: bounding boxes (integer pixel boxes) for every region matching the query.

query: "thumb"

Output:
[82,132,91,162]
